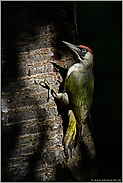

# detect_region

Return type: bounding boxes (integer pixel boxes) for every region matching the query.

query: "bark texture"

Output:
[2,2,97,181]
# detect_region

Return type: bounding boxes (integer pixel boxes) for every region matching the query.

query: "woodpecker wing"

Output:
[65,69,94,110]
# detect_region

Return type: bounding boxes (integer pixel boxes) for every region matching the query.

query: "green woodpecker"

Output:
[44,41,94,159]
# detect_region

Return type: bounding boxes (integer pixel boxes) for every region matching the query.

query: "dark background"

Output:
[76,1,122,179]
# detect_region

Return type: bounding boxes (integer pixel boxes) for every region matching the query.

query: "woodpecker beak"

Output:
[63,41,79,52]
[63,41,94,68]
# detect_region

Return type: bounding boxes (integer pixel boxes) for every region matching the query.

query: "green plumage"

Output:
[64,68,94,124]
[43,41,94,159]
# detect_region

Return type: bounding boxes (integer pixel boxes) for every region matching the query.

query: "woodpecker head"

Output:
[63,41,94,69]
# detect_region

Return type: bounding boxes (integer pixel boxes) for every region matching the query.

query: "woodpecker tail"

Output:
[63,110,77,159]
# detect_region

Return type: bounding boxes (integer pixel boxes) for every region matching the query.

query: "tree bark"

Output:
[2,2,97,181]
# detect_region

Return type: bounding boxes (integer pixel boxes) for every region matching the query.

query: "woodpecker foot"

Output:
[42,79,58,101]
[63,110,77,160]
[44,79,57,95]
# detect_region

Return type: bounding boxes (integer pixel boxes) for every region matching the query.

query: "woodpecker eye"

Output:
[82,49,87,53]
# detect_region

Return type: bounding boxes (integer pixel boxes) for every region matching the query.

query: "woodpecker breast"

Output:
[64,62,94,109]
[66,63,84,80]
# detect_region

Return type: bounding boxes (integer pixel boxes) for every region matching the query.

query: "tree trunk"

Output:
[2,2,97,181]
